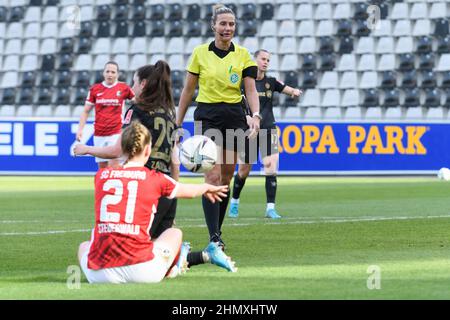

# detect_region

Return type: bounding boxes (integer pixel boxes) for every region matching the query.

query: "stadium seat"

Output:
[444,90,450,108]
[1,88,16,105]
[302,71,317,89]
[378,54,396,72]
[380,71,397,89]
[338,37,353,54]
[74,54,93,71]
[316,20,334,37]
[301,89,320,107]
[405,107,424,120]
[242,37,258,55]
[72,88,89,106]
[319,71,338,89]
[383,89,400,108]
[435,19,449,38]
[38,71,54,88]
[167,54,184,71]
[132,21,146,37]
[319,54,335,71]
[356,37,374,54]
[301,54,317,71]
[35,105,52,117]
[168,20,183,37]
[80,5,94,22]
[341,89,360,107]
[360,72,378,89]
[372,20,392,38]
[354,20,370,37]
[54,88,70,105]
[279,37,296,54]
[24,22,40,39]
[420,71,437,89]
[6,22,23,39]
[0,105,15,117]
[259,20,277,37]
[426,107,444,120]
[323,107,342,119]
[74,71,90,88]
[376,37,394,54]
[353,2,368,20]
[21,55,38,72]
[418,54,435,71]
[284,71,298,88]
[398,53,415,71]
[186,4,200,21]
[315,3,332,20]
[16,105,33,117]
[261,37,278,54]
[112,38,129,55]
[362,89,379,108]
[97,5,111,21]
[423,88,441,108]
[129,37,146,54]
[21,71,36,88]
[80,21,93,38]
[393,20,412,37]
[114,54,129,71]
[185,37,202,55]
[384,107,402,120]
[276,3,294,20]
[1,72,19,89]
[54,105,71,117]
[132,4,145,21]
[334,3,351,20]
[5,39,21,55]
[401,70,417,88]
[303,107,322,119]
[130,54,147,71]
[115,21,129,37]
[318,37,334,54]
[339,72,358,89]
[0,6,6,22]
[437,36,450,54]
[390,2,409,20]
[412,20,431,37]
[336,19,352,37]
[40,38,57,55]
[93,54,111,71]
[72,106,86,118]
[260,3,274,20]
[337,54,355,72]
[167,37,184,54]
[395,37,414,54]
[241,3,256,20]
[40,55,55,71]
[416,36,432,54]
[297,20,314,37]
[284,107,301,119]
[149,3,164,21]
[403,88,420,107]
[58,38,74,54]
[171,70,184,89]
[430,3,447,19]
[93,38,111,55]
[36,87,52,105]
[150,20,165,37]
[9,6,25,22]
[115,4,129,21]
[410,2,427,19]
[344,107,363,119]
[148,37,165,54]
[241,20,257,37]
[186,21,202,37]
[97,21,111,37]
[440,71,450,89]
[358,54,376,71]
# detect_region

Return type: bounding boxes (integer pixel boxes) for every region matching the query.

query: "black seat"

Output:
[21,71,36,88]
[437,36,450,54]
[260,3,274,20]
[185,21,202,37]
[225,3,238,17]
[443,89,450,108]
[80,21,93,37]
[132,4,146,21]
[319,54,335,71]
[186,4,201,20]
[379,3,389,19]
[401,70,417,89]
[0,7,7,22]
[420,71,437,89]
[29,0,43,5]
[132,21,146,37]
[41,55,55,71]
[171,71,184,89]
[36,87,52,105]
[46,0,59,5]
[39,71,54,87]
[382,89,400,108]
[354,19,370,37]
[116,0,128,4]
[302,71,317,89]
[240,20,257,37]
[424,89,441,108]
[318,37,334,54]
[403,88,420,107]
[168,3,182,21]
[336,20,352,37]
[150,20,165,37]
[338,37,353,54]
[301,54,317,71]
[168,20,183,37]
[58,54,73,70]
[133,0,145,4]
[55,87,70,105]
[2,88,16,105]
[115,4,128,20]
[19,88,34,105]
[434,19,449,38]
[97,5,111,21]
[94,71,103,83]
[398,53,415,71]
[97,21,111,37]
[418,53,434,71]
[441,71,450,89]
[284,71,299,88]
[362,89,379,107]
[115,21,129,37]
[77,37,92,53]
[173,87,182,106]
[57,70,71,87]
[150,4,164,20]
[241,3,256,20]
[380,71,397,90]
[73,88,88,105]
[75,71,90,87]
[354,2,368,20]
[9,7,24,22]
[59,38,74,53]
[416,36,432,54]
[204,5,213,22]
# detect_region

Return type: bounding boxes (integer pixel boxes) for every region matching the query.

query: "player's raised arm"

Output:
[73,136,122,159]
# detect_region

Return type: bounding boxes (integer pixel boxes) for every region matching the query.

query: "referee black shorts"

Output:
[242,126,279,164]
[194,102,248,153]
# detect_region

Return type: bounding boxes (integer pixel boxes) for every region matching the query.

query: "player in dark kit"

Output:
[229,49,303,219]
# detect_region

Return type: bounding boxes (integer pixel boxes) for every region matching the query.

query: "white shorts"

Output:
[80,243,175,284]
[93,134,121,163]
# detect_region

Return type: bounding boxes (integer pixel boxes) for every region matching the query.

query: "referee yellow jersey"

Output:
[187,41,257,104]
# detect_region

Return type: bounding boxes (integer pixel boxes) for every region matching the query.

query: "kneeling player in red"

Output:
[78,121,232,284]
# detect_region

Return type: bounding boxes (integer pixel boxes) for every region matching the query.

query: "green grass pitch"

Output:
[1,176,450,299]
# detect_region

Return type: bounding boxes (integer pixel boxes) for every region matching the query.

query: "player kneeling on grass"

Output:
[78,121,236,284]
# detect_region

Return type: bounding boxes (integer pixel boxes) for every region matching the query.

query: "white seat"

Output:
[40,38,57,54]
[321,90,340,108]
[426,107,444,120]
[395,37,413,54]
[360,72,378,89]
[24,7,41,23]
[437,54,450,71]
[390,3,409,20]
[357,54,376,71]
[54,105,71,118]
[148,37,165,54]
[242,37,259,55]
[323,107,342,119]
[0,40,3,55]
[72,106,85,117]
[385,107,403,120]
[130,54,148,71]
[111,38,129,54]
[42,6,59,22]
[316,20,333,37]
[93,38,112,55]
[58,24,77,38]
[405,107,424,119]
[378,54,396,71]
[276,3,295,20]
[303,107,322,119]
[130,38,147,54]
[167,54,184,71]
[297,20,314,37]
[319,71,338,89]
[6,23,23,39]
[21,55,38,72]
[344,107,363,119]
[301,89,320,107]
[393,20,411,37]
[93,54,111,70]
[295,4,313,21]
[279,37,296,54]
[280,54,298,71]
[1,72,18,88]
[298,37,316,54]
[314,4,332,20]
[412,20,431,37]
[284,107,301,119]
[355,37,374,54]
[410,2,428,19]
[337,54,356,72]
[35,106,53,117]
[23,22,41,39]
[0,105,15,117]
[113,54,129,71]
[185,37,202,55]
[272,107,282,119]
[41,22,58,38]
[278,20,296,37]
[5,39,21,55]
[339,72,358,89]
[268,54,279,71]
[365,107,383,120]
[429,2,447,19]
[2,55,20,71]
[372,20,392,37]
[341,90,360,107]
[376,37,394,54]
[261,37,278,54]
[333,3,351,19]
[166,37,184,54]
[16,106,33,117]
[259,20,277,37]
[79,5,94,22]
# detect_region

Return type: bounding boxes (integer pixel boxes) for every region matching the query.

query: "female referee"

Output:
[176,4,261,251]
[74,61,237,273]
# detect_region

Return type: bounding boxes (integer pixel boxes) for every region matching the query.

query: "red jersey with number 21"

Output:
[86,82,135,136]
[87,166,178,270]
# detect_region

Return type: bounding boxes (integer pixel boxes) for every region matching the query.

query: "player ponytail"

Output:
[121,121,152,160]
[135,61,175,118]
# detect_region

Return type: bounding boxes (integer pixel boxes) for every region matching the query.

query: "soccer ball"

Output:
[179,135,217,173]
[437,167,450,181]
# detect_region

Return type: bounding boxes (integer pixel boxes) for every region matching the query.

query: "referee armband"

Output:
[242,66,258,79]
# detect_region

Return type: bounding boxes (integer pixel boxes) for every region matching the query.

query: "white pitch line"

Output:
[1,215,450,236]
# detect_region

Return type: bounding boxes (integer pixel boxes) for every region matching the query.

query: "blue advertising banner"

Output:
[0,118,447,175]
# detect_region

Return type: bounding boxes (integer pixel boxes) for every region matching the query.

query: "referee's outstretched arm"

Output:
[177,72,199,127]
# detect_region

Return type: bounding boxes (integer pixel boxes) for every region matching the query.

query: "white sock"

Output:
[267,203,275,210]
[230,198,239,205]
[202,251,210,263]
